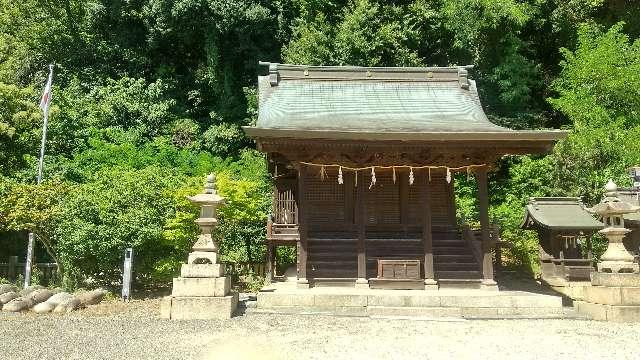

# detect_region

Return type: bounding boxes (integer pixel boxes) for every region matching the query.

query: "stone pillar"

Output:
[476,167,497,291]
[161,174,238,320]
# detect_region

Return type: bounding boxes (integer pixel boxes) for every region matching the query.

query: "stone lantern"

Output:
[588,180,640,273]
[161,173,238,320]
[576,180,640,321]
[186,173,224,264]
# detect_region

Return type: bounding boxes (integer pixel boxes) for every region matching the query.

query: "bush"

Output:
[55,167,189,287]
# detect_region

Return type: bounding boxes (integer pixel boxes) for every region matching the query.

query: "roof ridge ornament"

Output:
[458,67,469,89]
[259,61,279,86]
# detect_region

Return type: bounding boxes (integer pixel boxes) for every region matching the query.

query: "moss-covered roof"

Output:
[244,63,567,142]
[521,197,603,231]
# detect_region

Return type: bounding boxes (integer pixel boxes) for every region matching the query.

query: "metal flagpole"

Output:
[25,64,54,288]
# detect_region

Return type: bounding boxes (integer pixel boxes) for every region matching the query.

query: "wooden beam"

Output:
[476,166,496,289]
[422,170,437,290]
[296,163,309,288]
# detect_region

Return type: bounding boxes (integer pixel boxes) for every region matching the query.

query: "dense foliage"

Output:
[1,0,639,285]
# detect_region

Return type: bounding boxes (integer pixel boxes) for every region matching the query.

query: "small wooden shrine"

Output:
[521,197,603,283]
[244,62,566,290]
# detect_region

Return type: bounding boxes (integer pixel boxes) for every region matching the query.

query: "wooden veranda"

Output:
[245,63,567,290]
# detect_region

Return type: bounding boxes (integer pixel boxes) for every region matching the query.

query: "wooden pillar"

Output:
[355,169,368,288]
[265,243,275,283]
[476,166,497,290]
[423,170,437,290]
[296,163,309,288]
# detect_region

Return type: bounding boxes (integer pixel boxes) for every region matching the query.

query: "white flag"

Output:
[39,65,54,113]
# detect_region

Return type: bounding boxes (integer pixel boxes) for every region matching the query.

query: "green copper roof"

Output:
[244,63,567,142]
[521,197,603,231]
[617,190,640,222]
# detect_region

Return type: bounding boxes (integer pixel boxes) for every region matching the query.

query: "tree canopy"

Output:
[1,0,639,284]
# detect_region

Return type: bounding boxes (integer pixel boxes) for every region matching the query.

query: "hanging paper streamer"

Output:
[369,167,377,189]
[320,165,326,181]
[466,166,471,181]
[338,166,343,184]
[409,167,414,185]
[274,164,278,178]
[446,167,452,183]
[428,167,431,182]
[392,167,396,184]
[355,171,358,187]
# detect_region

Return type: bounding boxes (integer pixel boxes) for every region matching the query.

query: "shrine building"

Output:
[243,62,567,290]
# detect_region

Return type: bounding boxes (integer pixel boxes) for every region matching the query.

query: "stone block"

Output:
[460,307,499,317]
[510,294,562,308]
[575,301,607,321]
[169,293,238,320]
[583,286,622,305]
[404,295,442,307]
[313,294,367,307]
[160,296,172,319]
[187,251,219,265]
[172,277,230,297]
[441,295,512,308]
[257,292,314,307]
[367,306,462,317]
[367,295,407,307]
[496,307,563,316]
[296,279,310,289]
[180,263,224,278]
[591,272,640,287]
[605,305,640,322]
[354,279,369,289]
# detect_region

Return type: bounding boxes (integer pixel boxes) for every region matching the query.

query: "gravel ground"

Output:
[1,299,639,360]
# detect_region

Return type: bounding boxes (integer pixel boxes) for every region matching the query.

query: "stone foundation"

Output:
[161,293,238,320]
[574,272,640,322]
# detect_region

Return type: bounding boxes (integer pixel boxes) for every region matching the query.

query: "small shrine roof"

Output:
[244,63,567,143]
[521,197,603,231]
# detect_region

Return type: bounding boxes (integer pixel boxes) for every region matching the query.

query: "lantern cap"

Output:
[187,173,225,205]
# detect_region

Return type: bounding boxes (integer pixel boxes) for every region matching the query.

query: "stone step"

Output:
[437,279,483,289]
[254,290,565,319]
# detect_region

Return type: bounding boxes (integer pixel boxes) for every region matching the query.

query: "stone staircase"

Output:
[253,284,567,319]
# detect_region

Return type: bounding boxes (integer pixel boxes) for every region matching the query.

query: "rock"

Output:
[0,291,19,305]
[26,289,54,305]
[46,292,74,307]
[32,301,56,314]
[2,297,34,312]
[19,285,44,297]
[0,284,17,295]
[32,292,73,314]
[76,289,108,307]
[53,297,81,314]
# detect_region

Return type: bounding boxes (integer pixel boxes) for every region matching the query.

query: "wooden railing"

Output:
[462,224,484,272]
[223,262,266,277]
[0,256,58,283]
[461,224,508,270]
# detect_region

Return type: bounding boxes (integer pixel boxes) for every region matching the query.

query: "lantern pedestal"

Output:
[161,174,238,320]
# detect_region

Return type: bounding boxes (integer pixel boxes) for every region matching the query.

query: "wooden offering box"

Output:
[377,259,421,280]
